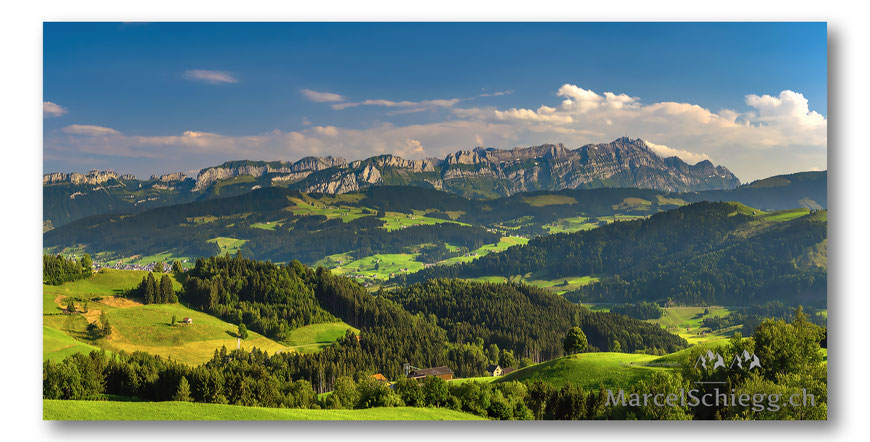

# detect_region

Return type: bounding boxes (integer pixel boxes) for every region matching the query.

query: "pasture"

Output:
[42,269,170,314]
[43,325,105,362]
[286,197,372,222]
[43,400,485,420]
[43,270,288,365]
[331,253,424,280]
[283,322,359,354]
[207,237,247,255]
[646,306,735,346]
[496,352,665,390]
[378,210,464,231]
[98,302,288,365]
[542,217,597,234]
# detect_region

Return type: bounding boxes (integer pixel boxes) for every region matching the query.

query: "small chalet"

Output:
[407,366,454,381]
[486,364,503,377]
[370,373,389,383]
[181,317,193,324]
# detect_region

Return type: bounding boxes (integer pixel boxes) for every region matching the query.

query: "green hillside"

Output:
[496,352,666,389]
[407,202,827,307]
[44,400,485,421]
[42,269,294,365]
[43,325,105,362]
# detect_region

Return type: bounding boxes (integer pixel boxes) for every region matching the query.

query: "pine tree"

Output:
[173,376,192,402]
[66,299,76,314]
[80,254,93,277]
[160,274,175,304]
[171,260,183,274]
[145,273,158,304]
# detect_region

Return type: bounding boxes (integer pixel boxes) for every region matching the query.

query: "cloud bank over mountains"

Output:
[44,83,826,182]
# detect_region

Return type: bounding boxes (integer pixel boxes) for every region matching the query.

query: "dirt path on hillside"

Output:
[101,296,142,308]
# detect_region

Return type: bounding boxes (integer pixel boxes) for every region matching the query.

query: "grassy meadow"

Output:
[42,268,367,365]
[646,306,735,346]
[43,325,105,362]
[496,352,665,390]
[43,400,485,420]
[207,237,248,255]
[283,322,359,354]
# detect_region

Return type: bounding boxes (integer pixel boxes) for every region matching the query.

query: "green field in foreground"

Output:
[43,400,485,421]
[497,352,665,389]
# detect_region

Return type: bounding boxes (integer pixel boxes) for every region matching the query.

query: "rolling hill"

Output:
[44,169,825,279]
[405,202,827,307]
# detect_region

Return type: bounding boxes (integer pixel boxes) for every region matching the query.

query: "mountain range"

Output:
[43,137,740,227]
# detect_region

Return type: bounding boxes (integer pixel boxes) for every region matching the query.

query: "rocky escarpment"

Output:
[190,138,739,196]
[151,172,187,182]
[194,157,346,191]
[43,170,131,185]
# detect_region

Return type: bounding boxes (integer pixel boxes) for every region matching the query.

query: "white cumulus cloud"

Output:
[43,101,67,117]
[643,140,710,164]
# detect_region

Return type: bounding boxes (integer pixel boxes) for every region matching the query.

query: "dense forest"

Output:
[609,302,664,320]
[176,256,687,383]
[184,255,339,340]
[404,202,827,307]
[387,279,686,360]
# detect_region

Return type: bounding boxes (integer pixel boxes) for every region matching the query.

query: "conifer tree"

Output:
[145,272,158,304]
[173,376,192,402]
[160,274,175,303]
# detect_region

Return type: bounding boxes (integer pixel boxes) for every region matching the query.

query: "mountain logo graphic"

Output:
[694,350,761,371]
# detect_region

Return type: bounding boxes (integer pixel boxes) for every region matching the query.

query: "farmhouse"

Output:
[486,364,503,377]
[501,367,517,376]
[407,366,454,381]
[181,317,193,324]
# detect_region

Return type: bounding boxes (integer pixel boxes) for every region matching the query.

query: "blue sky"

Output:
[43,22,827,181]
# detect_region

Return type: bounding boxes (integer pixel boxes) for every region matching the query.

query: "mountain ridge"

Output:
[44,137,739,194]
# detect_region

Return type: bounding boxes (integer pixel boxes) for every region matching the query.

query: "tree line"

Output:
[44,307,826,420]
[129,272,178,304]
[386,279,687,361]
[609,302,664,320]
[43,253,92,285]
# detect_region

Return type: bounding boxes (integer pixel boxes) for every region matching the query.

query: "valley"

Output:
[42,164,829,421]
